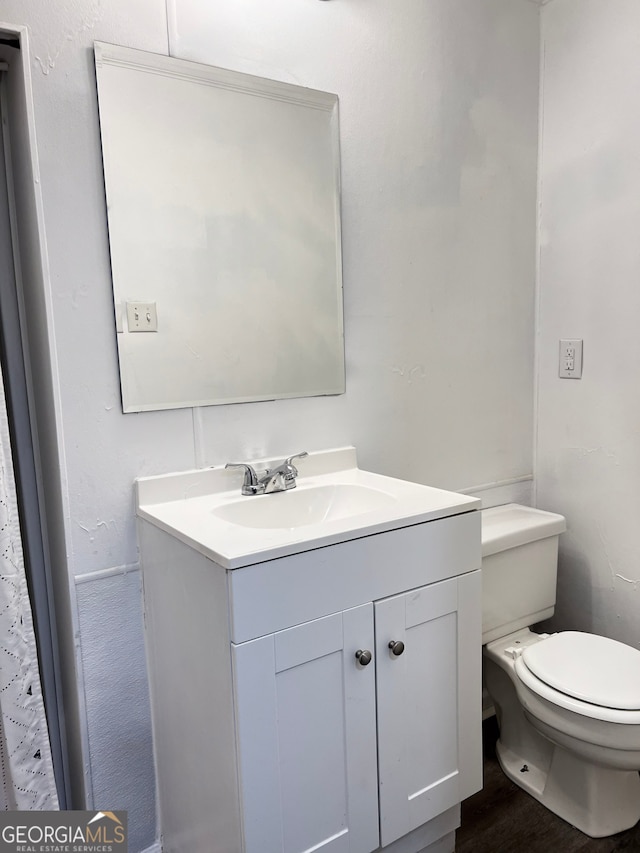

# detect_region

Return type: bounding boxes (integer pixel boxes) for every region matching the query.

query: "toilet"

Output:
[481,503,640,838]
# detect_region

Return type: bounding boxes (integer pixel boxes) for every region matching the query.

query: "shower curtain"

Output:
[0,360,57,810]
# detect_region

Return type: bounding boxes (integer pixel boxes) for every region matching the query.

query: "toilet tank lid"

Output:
[481,503,566,557]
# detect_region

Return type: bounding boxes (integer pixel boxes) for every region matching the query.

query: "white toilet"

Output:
[481,503,640,838]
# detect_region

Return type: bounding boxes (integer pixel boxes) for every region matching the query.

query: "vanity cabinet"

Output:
[233,574,479,853]
[138,501,482,853]
[375,575,477,847]
[233,603,379,853]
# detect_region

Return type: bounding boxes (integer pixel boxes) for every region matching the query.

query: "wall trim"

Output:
[139,843,161,853]
[74,562,140,585]
[459,475,534,510]
[458,473,533,495]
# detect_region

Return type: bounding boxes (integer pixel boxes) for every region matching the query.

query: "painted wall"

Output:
[0,1,539,849]
[537,0,640,650]
[0,4,175,849]
[170,0,540,491]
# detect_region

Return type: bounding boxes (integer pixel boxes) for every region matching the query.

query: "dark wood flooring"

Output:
[457,719,640,853]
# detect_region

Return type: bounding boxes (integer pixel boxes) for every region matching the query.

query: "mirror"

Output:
[94,43,345,412]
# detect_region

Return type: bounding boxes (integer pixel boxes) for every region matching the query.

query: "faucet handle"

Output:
[283,451,308,473]
[225,462,259,495]
[272,451,308,490]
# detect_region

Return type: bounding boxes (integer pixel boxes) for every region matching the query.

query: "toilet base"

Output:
[496,736,640,838]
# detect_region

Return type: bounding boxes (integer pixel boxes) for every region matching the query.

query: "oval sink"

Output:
[212,483,397,530]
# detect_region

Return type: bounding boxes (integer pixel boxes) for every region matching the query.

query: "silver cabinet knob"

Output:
[355,649,372,666]
[388,640,405,657]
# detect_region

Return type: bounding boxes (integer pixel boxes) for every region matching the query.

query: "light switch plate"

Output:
[559,338,582,379]
[126,301,158,332]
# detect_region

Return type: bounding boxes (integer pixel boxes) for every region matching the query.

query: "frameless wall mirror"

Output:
[94,43,345,412]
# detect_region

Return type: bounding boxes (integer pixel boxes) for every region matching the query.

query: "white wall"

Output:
[537,0,640,650]
[0,1,540,849]
[170,0,540,493]
[0,3,174,848]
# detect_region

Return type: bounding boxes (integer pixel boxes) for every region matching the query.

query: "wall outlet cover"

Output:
[559,338,582,379]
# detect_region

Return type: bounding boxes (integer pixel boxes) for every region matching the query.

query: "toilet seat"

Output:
[522,631,640,709]
[514,631,640,725]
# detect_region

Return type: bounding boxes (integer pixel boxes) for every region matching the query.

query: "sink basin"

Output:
[212,483,397,530]
[136,447,480,568]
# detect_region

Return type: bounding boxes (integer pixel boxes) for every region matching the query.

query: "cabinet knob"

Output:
[388,640,405,657]
[355,649,372,666]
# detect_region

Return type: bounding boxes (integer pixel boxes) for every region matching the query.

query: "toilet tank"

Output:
[481,504,566,645]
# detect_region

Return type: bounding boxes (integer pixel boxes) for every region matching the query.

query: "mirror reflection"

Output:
[94,42,345,412]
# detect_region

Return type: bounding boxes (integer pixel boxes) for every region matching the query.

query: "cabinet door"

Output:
[232,604,379,853]
[375,570,482,847]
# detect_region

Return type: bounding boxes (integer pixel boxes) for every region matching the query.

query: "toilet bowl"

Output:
[481,504,640,838]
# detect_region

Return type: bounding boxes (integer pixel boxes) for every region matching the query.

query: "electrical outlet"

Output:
[126,301,158,332]
[559,339,582,379]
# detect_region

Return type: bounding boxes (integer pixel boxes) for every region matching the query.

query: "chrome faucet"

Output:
[226,452,308,496]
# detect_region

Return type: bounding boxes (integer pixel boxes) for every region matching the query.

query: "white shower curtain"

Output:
[0,362,57,810]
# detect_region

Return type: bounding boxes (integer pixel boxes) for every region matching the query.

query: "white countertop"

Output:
[136,447,480,569]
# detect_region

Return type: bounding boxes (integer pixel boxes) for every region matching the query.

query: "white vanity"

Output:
[136,448,482,853]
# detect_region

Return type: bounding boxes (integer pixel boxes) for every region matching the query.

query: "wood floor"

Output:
[456,719,640,853]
